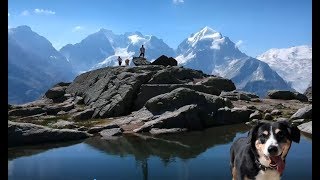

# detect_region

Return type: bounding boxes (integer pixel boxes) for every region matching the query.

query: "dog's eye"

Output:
[277,131,284,138]
[260,134,268,138]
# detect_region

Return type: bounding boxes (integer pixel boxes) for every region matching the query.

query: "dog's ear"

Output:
[279,120,301,143]
[247,122,264,144]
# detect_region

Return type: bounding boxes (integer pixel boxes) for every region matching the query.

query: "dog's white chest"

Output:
[255,170,280,180]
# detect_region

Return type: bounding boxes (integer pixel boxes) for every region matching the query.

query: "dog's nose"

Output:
[268,145,278,155]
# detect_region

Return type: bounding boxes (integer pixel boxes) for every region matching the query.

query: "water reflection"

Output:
[8,123,311,180]
[84,123,250,180]
[85,123,250,161]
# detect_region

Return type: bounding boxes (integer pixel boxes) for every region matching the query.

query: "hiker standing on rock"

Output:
[117,56,122,66]
[139,45,145,58]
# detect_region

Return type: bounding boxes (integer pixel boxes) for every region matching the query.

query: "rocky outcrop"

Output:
[99,128,123,138]
[151,55,177,66]
[267,90,308,102]
[298,121,312,134]
[304,86,312,99]
[196,76,236,91]
[65,65,222,118]
[8,121,91,147]
[290,105,312,120]
[132,57,151,66]
[214,107,254,125]
[220,91,259,101]
[44,82,70,103]
[134,84,221,110]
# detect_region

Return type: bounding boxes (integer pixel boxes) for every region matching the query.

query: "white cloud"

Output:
[72,26,84,32]
[21,10,30,16]
[8,13,10,17]
[173,0,184,4]
[235,40,243,48]
[34,8,56,15]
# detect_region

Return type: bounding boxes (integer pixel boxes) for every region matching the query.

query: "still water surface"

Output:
[8,124,312,180]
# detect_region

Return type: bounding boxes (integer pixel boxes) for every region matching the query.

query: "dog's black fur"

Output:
[230,121,300,180]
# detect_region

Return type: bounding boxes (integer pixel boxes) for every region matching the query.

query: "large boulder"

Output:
[145,87,232,114]
[290,105,312,120]
[147,66,205,84]
[72,109,95,120]
[220,91,258,101]
[267,90,308,102]
[151,55,177,66]
[8,106,44,116]
[44,86,67,102]
[134,104,205,132]
[196,76,236,91]
[134,84,221,110]
[8,121,91,147]
[214,107,254,125]
[132,57,151,66]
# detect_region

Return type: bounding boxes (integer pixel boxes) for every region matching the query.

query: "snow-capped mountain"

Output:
[176,26,292,97]
[257,45,312,93]
[8,26,74,104]
[60,29,175,73]
[59,29,115,73]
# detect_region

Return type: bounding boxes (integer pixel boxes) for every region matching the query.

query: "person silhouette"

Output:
[117,56,122,66]
[125,59,130,66]
[139,45,145,58]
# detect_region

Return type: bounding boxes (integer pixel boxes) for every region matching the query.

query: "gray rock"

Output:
[134,84,220,110]
[290,105,312,120]
[264,113,273,120]
[196,76,236,91]
[251,98,261,102]
[78,126,88,131]
[275,117,289,122]
[8,106,44,116]
[293,92,308,102]
[267,90,308,102]
[74,96,84,105]
[151,55,177,66]
[271,109,282,116]
[87,124,120,134]
[99,128,123,138]
[45,86,67,100]
[292,119,306,125]
[72,109,95,120]
[250,110,262,119]
[8,121,91,147]
[145,87,231,114]
[297,121,312,134]
[132,57,151,66]
[134,104,204,132]
[57,111,67,115]
[51,120,77,129]
[214,107,254,125]
[150,128,187,135]
[304,86,312,99]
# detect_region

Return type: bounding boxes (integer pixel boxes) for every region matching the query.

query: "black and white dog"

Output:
[230,121,300,180]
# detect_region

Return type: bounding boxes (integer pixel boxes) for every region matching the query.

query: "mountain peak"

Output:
[12,25,32,33]
[186,26,224,48]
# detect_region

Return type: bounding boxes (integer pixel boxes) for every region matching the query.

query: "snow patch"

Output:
[175,52,196,64]
[128,34,148,44]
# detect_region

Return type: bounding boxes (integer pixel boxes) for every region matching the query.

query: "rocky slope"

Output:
[8,62,311,146]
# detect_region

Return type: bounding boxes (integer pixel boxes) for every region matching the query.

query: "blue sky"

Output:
[8,0,312,57]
